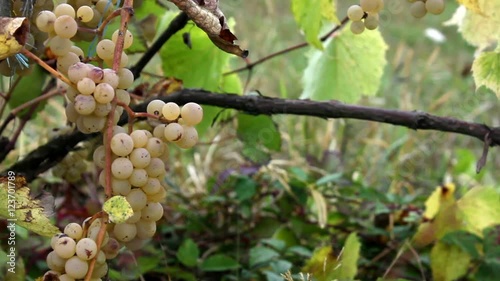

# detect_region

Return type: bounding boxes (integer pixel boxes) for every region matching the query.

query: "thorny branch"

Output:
[3,89,499,181]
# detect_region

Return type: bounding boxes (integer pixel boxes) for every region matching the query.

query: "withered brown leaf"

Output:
[169,0,248,58]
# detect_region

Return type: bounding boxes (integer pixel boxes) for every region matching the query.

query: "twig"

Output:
[476,132,492,173]
[224,16,350,76]
[129,12,189,79]
[4,89,500,181]
[21,49,73,86]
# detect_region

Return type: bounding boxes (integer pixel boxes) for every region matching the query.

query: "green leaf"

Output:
[176,238,199,267]
[475,260,500,281]
[315,173,343,186]
[441,230,482,259]
[237,113,281,151]
[235,176,257,202]
[272,226,299,248]
[453,0,500,49]
[286,246,313,258]
[0,180,59,237]
[335,232,361,279]
[472,51,500,97]
[5,256,24,281]
[430,242,471,281]
[261,238,287,252]
[241,144,271,164]
[482,225,500,259]
[301,25,388,103]
[8,64,46,118]
[159,14,236,135]
[264,270,285,281]
[200,254,240,271]
[270,260,293,273]
[249,246,280,268]
[457,186,500,236]
[291,0,338,49]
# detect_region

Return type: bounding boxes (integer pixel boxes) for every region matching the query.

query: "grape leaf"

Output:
[456,0,482,13]
[0,177,59,237]
[0,17,29,60]
[336,232,361,280]
[471,51,500,97]
[456,0,500,49]
[102,195,133,223]
[430,242,471,281]
[291,0,338,49]
[301,24,387,103]
[159,14,241,135]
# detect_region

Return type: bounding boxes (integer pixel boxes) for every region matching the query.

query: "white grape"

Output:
[77,77,95,95]
[54,236,76,259]
[77,6,94,22]
[54,3,76,18]
[117,67,134,89]
[129,148,151,169]
[126,188,147,211]
[175,126,198,149]
[180,102,203,126]
[111,133,134,156]
[94,83,115,104]
[36,10,56,32]
[162,102,181,121]
[65,256,89,279]
[96,39,115,60]
[130,130,149,148]
[76,238,98,260]
[64,223,83,240]
[141,202,163,222]
[129,168,148,187]
[111,157,134,179]
[410,1,427,18]
[364,13,379,30]
[54,15,78,39]
[147,99,165,117]
[111,177,132,195]
[112,29,134,49]
[113,223,137,242]
[74,95,96,115]
[425,0,444,15]
[347,5,364,21]
[164,123,183,142]
[350,20,365,34]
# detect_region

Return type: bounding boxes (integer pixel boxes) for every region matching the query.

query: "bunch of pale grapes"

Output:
[44,220,117,280]
[347,0,384,34]
[52,149,89,183]
[64,62,133,134]
[407,0,445,18]
[147,100,203,149]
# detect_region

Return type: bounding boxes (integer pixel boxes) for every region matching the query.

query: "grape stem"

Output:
[85,1,135,280]
[117,100,159,133]
[21,49,74,86]
[223,16,350,76]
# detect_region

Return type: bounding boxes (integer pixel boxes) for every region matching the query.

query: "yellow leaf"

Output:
[456,0,482,13]
[423,183,456,220]
[431,242,470,281]
[0,176,59,237]
[103,195,134,223]
[0,17,29,60]
[310,188,327,228]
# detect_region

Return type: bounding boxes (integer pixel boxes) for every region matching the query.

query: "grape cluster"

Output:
[64,62,133,134]
[147,100,203,149]
[44,221,116,280]
[408,0,445,18]
[347,0,384,34]
[52,149,89,183]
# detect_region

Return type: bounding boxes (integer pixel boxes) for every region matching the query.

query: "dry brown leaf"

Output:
[169,0,248,57]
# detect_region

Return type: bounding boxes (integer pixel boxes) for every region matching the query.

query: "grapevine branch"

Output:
[3,89,498,181]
